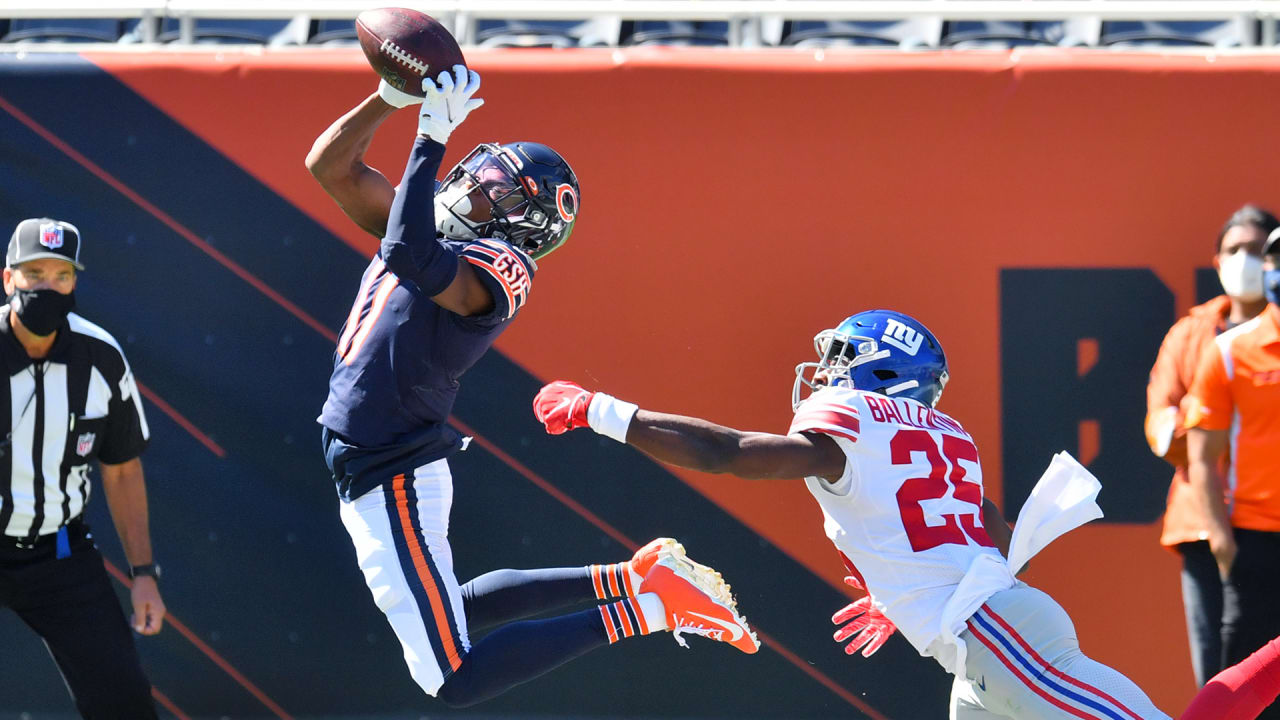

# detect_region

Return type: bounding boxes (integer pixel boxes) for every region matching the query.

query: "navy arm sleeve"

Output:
[381,136,459,296]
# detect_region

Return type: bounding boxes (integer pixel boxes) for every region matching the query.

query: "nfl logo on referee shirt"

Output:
[76,432,95,457]
[40,223,64,249]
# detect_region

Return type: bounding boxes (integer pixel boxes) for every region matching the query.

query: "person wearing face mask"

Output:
[1183,218,1280,719]
[1146,204,1277,690]
[0,218,162,719]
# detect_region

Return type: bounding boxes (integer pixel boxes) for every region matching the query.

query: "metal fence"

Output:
[6,1,1280,46]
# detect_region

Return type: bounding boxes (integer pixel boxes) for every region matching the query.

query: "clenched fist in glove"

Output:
[533,381,594,435]
[418,65,484,144]
[832,576,897,657]
[533,381,639,443]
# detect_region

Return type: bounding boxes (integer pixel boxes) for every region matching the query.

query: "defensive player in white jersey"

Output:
[533,309,1280,720]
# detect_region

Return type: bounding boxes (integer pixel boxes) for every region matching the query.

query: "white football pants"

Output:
[950,584,1169,720]
[339,458,471,696]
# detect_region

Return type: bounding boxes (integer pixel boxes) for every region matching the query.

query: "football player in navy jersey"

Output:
[304,66,758,707]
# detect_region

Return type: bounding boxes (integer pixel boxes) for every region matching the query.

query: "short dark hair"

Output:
[1217,204,1280,253]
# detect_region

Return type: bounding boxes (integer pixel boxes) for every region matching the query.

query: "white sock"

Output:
[625,561,644,594]
[637,592,668,632]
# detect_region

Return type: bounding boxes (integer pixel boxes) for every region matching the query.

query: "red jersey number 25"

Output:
[892,429,996,553]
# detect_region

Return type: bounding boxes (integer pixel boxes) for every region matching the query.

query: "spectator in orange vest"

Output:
[1147,204,1276,688]
[1185,220,1280,720]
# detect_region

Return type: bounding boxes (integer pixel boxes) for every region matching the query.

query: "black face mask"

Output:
[9,288,75,337]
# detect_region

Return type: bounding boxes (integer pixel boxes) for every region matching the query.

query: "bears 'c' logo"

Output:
[555,184,578,223]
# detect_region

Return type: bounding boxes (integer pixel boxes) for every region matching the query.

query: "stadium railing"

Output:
[5,1,1280,47]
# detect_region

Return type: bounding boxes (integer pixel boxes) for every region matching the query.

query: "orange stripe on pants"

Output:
[392,474,464,672]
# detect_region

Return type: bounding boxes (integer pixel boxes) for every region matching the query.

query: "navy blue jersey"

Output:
[319,138,535,500]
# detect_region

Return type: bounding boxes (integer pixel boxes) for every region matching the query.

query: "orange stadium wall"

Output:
[4,48,1280,718]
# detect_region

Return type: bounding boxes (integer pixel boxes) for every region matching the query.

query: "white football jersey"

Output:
[790,386,1004,657]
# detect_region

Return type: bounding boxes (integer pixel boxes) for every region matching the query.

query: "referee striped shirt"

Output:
[0,312,149,542]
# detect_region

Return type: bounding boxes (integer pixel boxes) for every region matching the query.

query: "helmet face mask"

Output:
[435,142,580,260]
[792,310,949,410]
[793,330,884,409]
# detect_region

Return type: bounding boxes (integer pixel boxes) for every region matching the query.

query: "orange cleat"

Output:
[630,537,682,578]
[639,553,760,654]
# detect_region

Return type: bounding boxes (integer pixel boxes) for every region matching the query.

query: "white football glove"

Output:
[418,65,484,145]
[378,78,422,109]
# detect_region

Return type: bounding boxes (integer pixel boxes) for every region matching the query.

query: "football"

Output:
[355,8,466,97]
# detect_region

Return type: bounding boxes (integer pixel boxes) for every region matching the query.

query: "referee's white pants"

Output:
[339,458,471,696]
[950,584,1169,720]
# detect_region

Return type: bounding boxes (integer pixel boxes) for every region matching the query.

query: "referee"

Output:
[0,218,163,719]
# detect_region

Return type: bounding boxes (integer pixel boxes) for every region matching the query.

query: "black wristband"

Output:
[129,563,161,580]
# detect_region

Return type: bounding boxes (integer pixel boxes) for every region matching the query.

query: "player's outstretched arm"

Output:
[533,381,846,481]
[305,92,400,238]
[627,411,845,480]
[378,66,495,318]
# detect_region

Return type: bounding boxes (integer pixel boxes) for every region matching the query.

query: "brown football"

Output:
[355,8,466,97]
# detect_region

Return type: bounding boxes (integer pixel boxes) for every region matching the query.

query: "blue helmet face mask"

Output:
[792,310,950,410]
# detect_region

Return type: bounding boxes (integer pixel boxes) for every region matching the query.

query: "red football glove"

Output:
[533,381,595,435]
[832,576,897,658]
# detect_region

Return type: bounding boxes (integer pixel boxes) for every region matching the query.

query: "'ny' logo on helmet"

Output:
[881,319,923,356]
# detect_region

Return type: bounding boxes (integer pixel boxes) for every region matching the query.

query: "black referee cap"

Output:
[7,218,85,271]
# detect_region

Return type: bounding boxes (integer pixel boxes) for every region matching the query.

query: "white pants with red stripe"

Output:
[339,458,471,696]
[950,584,1169,720]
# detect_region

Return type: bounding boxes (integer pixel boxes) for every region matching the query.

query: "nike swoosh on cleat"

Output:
[687,611,745,641]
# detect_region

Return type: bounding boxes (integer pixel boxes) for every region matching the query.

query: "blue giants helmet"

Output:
[792,310,949,410]
[435,141,580,259]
